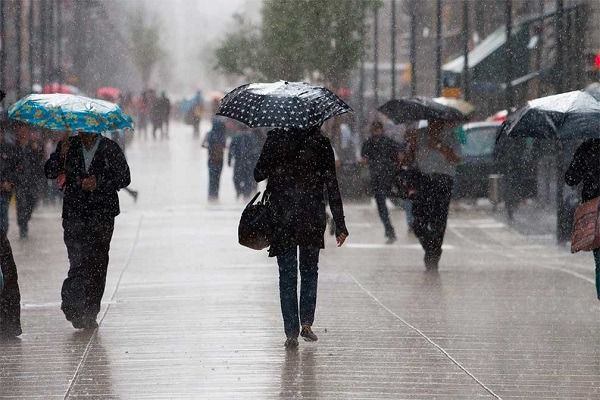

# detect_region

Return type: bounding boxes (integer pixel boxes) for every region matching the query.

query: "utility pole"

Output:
[29,0,35,89]
[462,0,470,101]
[409,0,417,96]
[555,0,566,243]
[56,0,63,82]
[435,0,443,97]
[0,0,6,105]
[390,0,397,99]
[373,5,379,106]
[505,0,513,108]
[16,0,23,97]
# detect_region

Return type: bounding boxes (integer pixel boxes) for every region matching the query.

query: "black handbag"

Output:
[238,191,273,250]
[390,167,427,200]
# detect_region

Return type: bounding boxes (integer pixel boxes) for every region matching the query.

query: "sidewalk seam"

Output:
[349,273,503,400]
[63,215,144,400]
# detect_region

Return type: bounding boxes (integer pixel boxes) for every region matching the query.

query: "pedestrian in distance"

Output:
[228,128,261,200]
[159,92,171,139]
[203,118,227,201]
[0,229,21,339]
[44,131,131,330]
[361,121,402,244]
[565,138,600,299]
[254,126,348,349]
[406,119,461,270]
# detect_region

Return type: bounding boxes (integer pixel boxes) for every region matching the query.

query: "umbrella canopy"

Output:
[96,87,121,101]
[433,97,475,115]
[498,90,600,140]
[216,81,352,130]
[8,93,134,134]
[378,96,467,124]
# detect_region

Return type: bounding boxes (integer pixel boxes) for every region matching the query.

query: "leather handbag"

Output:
[571,196,600,253]
[238,191,273,250]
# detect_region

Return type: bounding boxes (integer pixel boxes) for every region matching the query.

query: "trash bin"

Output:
[488,174,503,210]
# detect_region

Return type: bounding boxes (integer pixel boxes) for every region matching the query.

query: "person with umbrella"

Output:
[406,120,461,270]
[10,93,133,330]
[566,139,600,299]
[361,120,402,243]
[218,81,350,348]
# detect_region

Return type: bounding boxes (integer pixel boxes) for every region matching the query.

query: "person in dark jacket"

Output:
[0,122,20,234]
[45,132,131,329]
[228,129,261,199]
[361,121,402,243]
[254,126,348,348]
[0,232,21,338]
[566,138,600,299]
[203,118,227,201]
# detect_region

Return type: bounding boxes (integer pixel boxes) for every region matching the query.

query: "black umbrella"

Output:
[378,96,467,124]
[216,81,352,130]
[498,90,600,141]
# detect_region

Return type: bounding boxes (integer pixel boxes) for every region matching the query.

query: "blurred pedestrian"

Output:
[0,121,19,234]
[150,91,162,140]
[407,119,460,270]
[228,128,261,200]
[203,118,227,201]
[565,138,600,299]
[496,137,527,221]
[189,91,203,138]
[137,92,150,139]
[0,232,21,338]
[159,92,171,139]
[44,131,131,330]
[15,123,43,239]
[254,126,348,348]
[361,121,401,243]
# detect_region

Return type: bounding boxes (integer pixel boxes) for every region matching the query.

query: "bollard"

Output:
[488,174,503,210]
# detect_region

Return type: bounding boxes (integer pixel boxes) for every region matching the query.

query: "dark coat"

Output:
[361,135,401,191]
[565,138,600,202]
[254,128,348,257]
[0,140,21,199]
[44,136,131,221]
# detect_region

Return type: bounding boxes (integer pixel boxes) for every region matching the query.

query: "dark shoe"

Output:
[300,325,318,342]
[71,317,98,330]
[385,236,397,245]
[284,337,299,348]
[424,253,440,271]
[0,323,22,338]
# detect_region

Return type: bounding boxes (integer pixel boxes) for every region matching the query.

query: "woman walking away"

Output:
[565,138,600,299]
[254,126,348,348]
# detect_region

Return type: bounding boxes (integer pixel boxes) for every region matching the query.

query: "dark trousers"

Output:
[412,174,453,263]
[276,246,320,338]
[0,233,21,336]
[594,249,600,300]
[62,218,114,322]
[374,190,395,238]
[16,187,38,235]
[208,162,223,199]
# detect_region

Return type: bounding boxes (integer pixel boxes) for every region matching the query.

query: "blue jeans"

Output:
[594,249,600,300]
[374,191,395,238]
[276,246,320,338]
[404,200,414,228]
[0,196,9,234]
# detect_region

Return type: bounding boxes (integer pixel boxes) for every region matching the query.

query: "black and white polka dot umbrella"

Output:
[216,81,352,130]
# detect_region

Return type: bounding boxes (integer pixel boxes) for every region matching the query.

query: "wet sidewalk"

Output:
[2,123,600,399]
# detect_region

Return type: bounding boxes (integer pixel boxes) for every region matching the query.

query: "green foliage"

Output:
[215,0,379,87]
[128,4,164,87]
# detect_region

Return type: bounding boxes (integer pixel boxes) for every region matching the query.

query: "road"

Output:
[1,122,599,399]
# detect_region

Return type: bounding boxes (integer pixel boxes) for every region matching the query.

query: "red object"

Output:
[571,196,600,253]
[487,109,509,122]
[594,54,600,70]
[96,87,121,101]
[43,83,81,95]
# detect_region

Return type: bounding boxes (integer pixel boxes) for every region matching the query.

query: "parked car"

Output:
[453,121,537,199]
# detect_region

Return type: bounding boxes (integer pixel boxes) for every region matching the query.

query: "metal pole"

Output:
[390,0,396,99]
[56,0,63,82]
[40,0,47,86]
[15,0,22,97]
[435,0,443,97]
[48,0,54,81]
[505,0,513,108]
[29,0,35,89]
[555,0,565,243]
[409,0,417,96]
[462,0,469,101]
[373,6,379,106]
[0,0,6,106]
